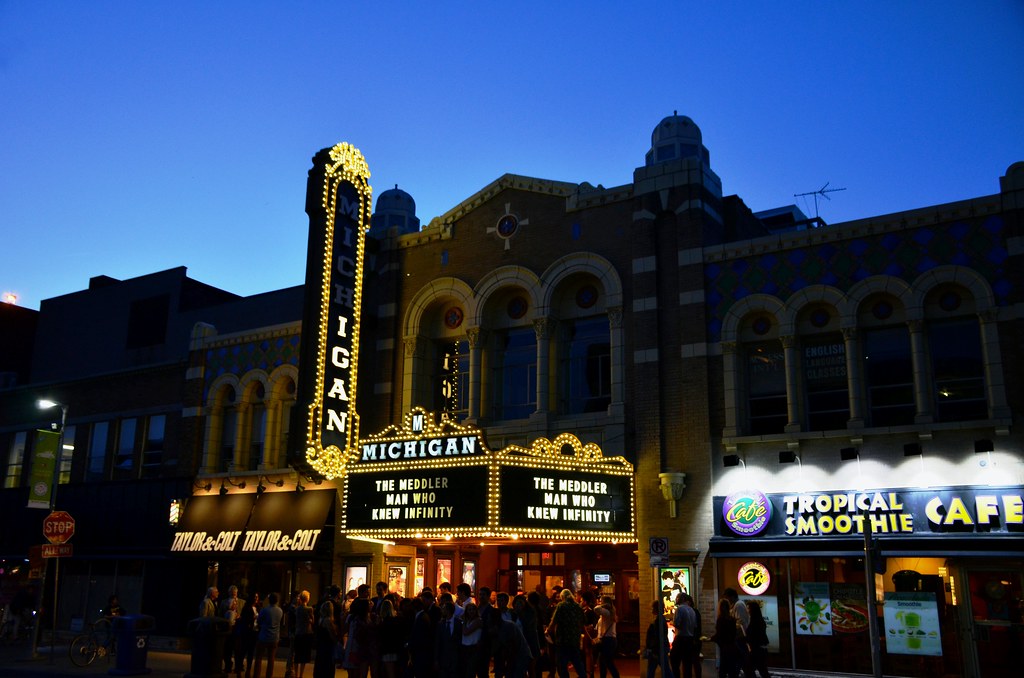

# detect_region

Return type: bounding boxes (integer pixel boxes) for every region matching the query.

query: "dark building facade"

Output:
[2,115,1022,676]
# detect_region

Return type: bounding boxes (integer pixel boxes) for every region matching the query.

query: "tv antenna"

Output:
[794,182,846,219]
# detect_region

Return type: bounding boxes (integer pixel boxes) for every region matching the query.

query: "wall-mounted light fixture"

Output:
[903,443,922,457]
[257,475,285,495]
[658,472,687,519]
[840,447,859,461]
[722,454,746,468]
[193,479,212,492]
[974,439,994,453]
[778,450,800,465]
[219,477,246,496]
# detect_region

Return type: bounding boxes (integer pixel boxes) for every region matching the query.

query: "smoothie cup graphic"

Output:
[900,611,922,649]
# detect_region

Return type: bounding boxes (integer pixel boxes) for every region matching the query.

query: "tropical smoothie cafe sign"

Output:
[714,486,1024,540]
[344,407,635,542]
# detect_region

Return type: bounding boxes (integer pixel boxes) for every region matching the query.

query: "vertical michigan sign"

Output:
[294,143,372,479]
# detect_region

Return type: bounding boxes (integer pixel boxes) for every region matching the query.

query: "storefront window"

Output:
[715,555,968,676]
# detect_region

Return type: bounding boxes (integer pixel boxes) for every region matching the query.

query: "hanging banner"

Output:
[27,429,59,509]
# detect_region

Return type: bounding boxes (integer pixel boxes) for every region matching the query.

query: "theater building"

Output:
[3,114,1022,677]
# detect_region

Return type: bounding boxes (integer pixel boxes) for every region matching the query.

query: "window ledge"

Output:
[723,417,1012,449]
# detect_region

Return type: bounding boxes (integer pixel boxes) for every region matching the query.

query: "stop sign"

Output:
[43,510,75,545]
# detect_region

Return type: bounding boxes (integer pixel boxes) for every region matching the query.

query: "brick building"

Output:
[3,113,1022,676]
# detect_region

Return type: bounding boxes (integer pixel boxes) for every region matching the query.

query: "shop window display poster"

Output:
[345,566,367,594]
[793,582,832,635]
[415,557,425,594]
[388,565,407,594]
[462,560,476,590]
[830,584,870,635]
[738,595,780,652]
[437,558,453,588]
[659,566,691,617]
[883,592,942,656]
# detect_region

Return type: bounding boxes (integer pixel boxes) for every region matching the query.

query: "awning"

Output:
[708,535,1024,559]
[169,489,335,557]
[170,493,257,555]
[242,489,335,555]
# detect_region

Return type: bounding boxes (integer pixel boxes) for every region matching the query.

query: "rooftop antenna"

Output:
[794,182,846,219]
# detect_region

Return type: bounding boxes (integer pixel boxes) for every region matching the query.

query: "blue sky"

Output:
[2,1,1022,309]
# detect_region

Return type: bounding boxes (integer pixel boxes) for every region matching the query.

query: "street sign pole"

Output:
[649,537,670,678]
[29,402,67,662]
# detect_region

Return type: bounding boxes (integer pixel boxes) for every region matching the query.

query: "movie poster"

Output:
[659,566,691,617]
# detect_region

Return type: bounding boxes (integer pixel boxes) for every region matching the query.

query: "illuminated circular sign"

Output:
[738,561,771,596]
[723,490,772,536]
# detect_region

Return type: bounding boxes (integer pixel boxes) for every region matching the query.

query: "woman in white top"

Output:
[595,596,620,678]
[460,602,483,678]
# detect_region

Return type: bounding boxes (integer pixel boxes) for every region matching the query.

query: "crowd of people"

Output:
[198,581,622,678]
[643,587,769,678]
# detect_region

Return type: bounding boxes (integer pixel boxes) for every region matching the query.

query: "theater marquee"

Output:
[343,408,635,542]
[296,143,372,479]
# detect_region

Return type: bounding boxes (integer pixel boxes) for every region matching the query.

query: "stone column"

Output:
[533,318,552,414]
[907,320,933,423]
[979,309,1011,419]
[402,336,422,415]
[842,327,864,427]
[781,335,801,432]
[466,327,482,423]
[721,341,739,438]
[608,307,625,417]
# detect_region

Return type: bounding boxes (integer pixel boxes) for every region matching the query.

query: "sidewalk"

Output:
[0,638,850,678]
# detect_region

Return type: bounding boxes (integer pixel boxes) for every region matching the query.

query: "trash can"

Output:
[108,613,156,676]
[184,616,230,678]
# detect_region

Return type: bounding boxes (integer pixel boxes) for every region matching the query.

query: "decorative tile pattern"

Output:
[202,334,301,398]
[705,217,1009,341]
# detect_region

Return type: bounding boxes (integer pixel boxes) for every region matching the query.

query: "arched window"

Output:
[433,340,469,420]
[742,314,786,435]
[859,294,914,427]
[493,327,537,420]
[797,304,848,431]
[247,382,267,471]
[559,316,610,414]
[211,384,237,473]
[925,284,986,422]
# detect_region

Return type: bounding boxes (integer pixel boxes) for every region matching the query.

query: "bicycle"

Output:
[68,616,115,667]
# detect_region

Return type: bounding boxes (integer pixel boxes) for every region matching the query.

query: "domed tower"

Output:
[644,111,710,167]
[634,111,722,206]
[369,185,420,239]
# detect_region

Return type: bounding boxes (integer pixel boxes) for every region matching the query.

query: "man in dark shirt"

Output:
[547,589,588,678]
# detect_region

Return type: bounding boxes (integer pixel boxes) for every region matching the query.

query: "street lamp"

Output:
[33,398,67,661]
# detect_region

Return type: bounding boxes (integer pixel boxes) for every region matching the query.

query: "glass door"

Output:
[962,565,1024,677]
